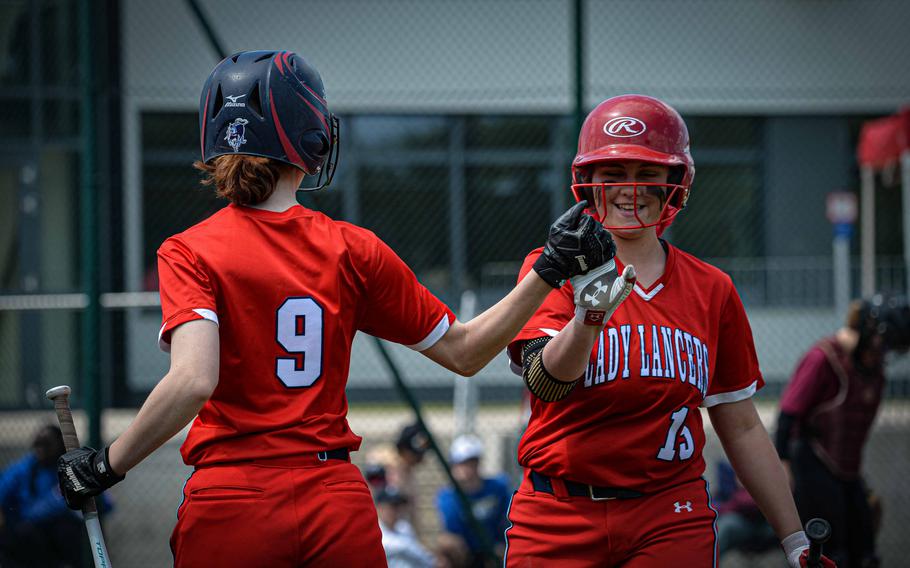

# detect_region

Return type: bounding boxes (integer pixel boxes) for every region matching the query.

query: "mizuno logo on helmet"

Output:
[225,94,247,108]
[603,117,646,137]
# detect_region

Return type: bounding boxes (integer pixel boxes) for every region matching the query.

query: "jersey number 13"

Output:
[657,406,694,461]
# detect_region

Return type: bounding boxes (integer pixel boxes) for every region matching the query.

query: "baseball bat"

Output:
[805,517,831,568]
[46,385,114,568]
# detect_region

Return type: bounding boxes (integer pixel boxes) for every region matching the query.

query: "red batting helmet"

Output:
[571,95,694,235]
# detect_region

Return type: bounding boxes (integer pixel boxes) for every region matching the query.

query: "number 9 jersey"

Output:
[156,204,454,467]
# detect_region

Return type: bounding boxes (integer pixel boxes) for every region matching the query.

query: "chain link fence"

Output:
[2,0,910,566]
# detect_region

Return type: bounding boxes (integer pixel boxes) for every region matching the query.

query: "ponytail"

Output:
[194,155,294,206]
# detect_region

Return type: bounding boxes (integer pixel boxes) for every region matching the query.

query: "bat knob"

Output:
[806,518,832,543]
[46,385,72,400]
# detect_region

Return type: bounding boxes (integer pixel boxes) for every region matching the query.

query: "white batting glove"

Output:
[569,262,636,327]
[782,531,809,568]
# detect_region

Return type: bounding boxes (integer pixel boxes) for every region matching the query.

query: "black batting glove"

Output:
[57,446,125,510]
[533,200,616,288]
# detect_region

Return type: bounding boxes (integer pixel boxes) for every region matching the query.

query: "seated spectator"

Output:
[436,435,511,567]
[364,461,389,496]
[365,422,432,529]
[375,486,435,568]
[394,422,430,487]
[714,461,777,558]
[0,425,91,567]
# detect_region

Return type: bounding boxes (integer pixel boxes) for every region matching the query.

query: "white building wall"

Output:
[125,0,910,114]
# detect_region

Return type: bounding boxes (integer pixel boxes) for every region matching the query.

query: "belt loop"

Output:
[317,451,328,462]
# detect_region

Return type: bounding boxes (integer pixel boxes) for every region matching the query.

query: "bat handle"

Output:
[805,518,831,568]
[47,386,98,515]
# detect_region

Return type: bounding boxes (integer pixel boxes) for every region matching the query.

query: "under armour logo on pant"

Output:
[673,501,692,513]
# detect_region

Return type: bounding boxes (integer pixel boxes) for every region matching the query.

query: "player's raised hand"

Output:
[571,263,636,327]
[533,201,616,288]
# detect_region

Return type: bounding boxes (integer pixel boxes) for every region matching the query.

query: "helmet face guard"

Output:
[200,50,340,191]
[571,181,688,233]
[572,95,694,236]
[299,114,340,192]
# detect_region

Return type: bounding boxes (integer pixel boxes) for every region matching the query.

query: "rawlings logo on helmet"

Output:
[603,116,646,138]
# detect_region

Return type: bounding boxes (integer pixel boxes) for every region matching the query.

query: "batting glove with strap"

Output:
[57,446,125,510]
[570,262,636,326]
[533,200,616,289]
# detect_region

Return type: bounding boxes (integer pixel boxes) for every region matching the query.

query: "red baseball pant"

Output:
[170,459,387,567]
[505,472,718,568]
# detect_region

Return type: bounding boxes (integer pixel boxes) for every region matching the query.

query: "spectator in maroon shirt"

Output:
[775,296,910,568]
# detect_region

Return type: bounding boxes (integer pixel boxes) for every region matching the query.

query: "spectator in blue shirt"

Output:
[436,435,511,567]
[0,425,88,567]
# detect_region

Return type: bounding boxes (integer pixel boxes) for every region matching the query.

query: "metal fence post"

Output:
[80,0,101,449]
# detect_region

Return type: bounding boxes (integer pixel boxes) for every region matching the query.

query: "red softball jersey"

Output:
[157,204,454,467]
[508,242,763,493]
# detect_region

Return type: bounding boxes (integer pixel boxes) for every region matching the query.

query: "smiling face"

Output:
[587,160,670,239]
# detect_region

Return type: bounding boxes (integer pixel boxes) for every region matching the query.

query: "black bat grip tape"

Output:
[805,518,831,568]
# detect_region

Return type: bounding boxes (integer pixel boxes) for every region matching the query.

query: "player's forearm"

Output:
[714,408,802,539]
[108,369,214,475]
[458,270,554,374]
[541,318,601,381]
[429,271,552,376]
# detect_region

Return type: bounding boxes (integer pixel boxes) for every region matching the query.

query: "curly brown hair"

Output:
[194,155,296,206]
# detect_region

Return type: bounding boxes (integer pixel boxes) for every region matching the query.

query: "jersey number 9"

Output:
[276,297,324,388]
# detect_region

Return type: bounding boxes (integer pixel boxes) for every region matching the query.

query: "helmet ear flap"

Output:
[573,165,592,185]
[299,130,329,160]
[575,186,595,206]
[668,166,685,186]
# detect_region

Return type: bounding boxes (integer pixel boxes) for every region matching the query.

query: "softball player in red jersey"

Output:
[505,95,836,568]
[54,51,618,567]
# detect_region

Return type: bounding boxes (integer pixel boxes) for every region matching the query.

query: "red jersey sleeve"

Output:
[506,248,575,369]
[156,237,219,352]
[358,235,454,350]
[702,282,764,407]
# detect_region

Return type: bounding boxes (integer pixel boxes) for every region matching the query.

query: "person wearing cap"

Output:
[397,422,431,465]
[436,435,511,566]
[375,486,435,568]
[393,422,431,530]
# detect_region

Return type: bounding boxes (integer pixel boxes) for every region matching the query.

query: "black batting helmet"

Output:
[858,295,910,352]
[199,50,339,191]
